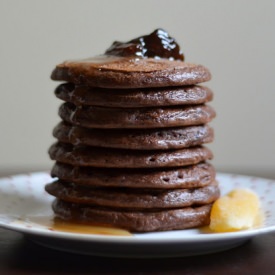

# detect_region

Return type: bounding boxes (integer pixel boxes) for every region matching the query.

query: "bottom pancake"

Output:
[52,199,212,232]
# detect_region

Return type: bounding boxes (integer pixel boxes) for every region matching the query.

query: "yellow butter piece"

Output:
[209,188,260,232]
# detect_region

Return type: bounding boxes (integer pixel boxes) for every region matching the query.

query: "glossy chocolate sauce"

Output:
[105,29,184,61]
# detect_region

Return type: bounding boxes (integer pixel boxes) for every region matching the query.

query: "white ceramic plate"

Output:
[0,172,275,258]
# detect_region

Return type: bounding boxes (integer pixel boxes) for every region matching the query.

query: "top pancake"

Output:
[51,56,211,89]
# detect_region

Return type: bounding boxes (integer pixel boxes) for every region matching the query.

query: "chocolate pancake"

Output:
[55,83,213,108]
[58,102,216,129]
[51,56,211,89]
[51,162,215,189]
[53,122,214,150]
[52,199,212,232]
[49,142,213,168]
[46,181,219,209]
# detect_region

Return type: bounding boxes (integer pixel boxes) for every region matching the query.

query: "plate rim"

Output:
[0,171,275,245]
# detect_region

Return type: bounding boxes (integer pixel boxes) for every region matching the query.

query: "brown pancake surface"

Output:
[49,142,213,168]
[58,102,216,129]
[53,122,214,150]
[51,56,211,89]
[46,181,220,209]
[51,162,215,189]
[55,83,213,107]
[52,199,212,232]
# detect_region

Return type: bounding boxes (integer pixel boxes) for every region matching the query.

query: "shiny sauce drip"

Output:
[105,29,184,61]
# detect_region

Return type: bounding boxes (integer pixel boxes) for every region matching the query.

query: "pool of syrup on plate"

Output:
[13,210,264,236]
[14,215,132,236]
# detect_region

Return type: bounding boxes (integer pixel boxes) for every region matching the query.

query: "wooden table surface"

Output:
[0,169,275,274]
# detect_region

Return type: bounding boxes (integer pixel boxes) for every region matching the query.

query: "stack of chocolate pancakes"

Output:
[46,29,219,232]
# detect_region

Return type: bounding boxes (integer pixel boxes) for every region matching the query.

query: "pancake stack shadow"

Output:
[46,64,219,232]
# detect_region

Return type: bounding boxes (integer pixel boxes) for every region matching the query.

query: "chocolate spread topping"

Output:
[105,29,184,61]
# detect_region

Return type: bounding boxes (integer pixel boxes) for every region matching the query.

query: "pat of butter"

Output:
[209,188,260,232]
